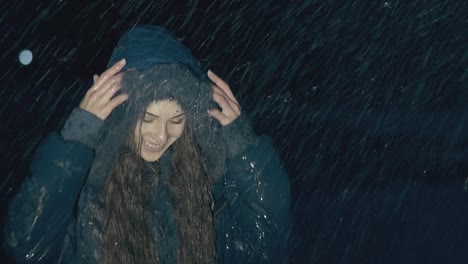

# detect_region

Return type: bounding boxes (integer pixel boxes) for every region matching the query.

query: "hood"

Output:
[86,25,226,190]
[107,25,205,79]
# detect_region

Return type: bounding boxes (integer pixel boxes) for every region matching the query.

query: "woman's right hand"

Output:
[79,59,129,120]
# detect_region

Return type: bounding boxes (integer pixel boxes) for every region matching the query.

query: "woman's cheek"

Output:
[171,123,186,139]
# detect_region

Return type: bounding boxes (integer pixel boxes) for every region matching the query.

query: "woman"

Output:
[4,25,291,263]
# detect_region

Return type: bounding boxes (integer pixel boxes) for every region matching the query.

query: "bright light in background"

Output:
[18,50,33,65]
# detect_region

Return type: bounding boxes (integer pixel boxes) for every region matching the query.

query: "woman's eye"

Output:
[143,118,154,123]
[171,119,184,124]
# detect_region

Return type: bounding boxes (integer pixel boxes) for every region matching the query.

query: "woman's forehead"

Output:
[145,100,185,117]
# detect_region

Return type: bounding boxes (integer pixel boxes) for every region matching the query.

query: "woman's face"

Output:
[134,100,186,161]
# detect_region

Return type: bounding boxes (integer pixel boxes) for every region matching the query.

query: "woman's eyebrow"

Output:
[144,112,159,118]
[144,112,186,118]
[172,113,186,118]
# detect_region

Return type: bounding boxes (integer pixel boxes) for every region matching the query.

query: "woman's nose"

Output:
[151,122,168,144]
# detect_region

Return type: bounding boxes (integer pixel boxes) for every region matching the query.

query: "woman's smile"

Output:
[143,140,164,152]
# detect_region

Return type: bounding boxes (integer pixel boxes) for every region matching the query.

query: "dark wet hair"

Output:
[83,64,224,263]
[101,125,215,263]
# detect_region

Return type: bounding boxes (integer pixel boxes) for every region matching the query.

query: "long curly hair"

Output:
[101,122,216,263]
[85,64,221,263]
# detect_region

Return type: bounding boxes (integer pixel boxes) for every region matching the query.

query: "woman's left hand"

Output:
[208,70,241,126]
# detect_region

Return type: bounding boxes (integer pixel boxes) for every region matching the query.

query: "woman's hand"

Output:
[79,59,129,120]
[208,70,241,126]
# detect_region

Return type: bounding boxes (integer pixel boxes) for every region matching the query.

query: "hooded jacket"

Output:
[4,25,291,263]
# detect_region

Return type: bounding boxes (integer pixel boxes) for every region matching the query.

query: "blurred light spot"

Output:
[19,50,33,65]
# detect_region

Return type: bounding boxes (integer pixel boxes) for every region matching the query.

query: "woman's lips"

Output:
[143,140,164,152]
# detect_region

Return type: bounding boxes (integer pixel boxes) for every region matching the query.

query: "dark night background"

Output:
[0,0,467,263]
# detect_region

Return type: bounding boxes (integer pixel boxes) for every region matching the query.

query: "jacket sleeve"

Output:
[3,108,103,263]
[215,115,292,264]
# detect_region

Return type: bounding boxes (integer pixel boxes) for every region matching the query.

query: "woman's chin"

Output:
[140,149,164,162]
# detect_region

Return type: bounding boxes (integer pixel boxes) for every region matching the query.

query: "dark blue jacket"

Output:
[4,26,291,263]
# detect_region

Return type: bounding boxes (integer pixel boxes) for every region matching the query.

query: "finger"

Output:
[100,94,128,119]
[94,58,126,89]
[212,88,241,116]
[212,91,236,116]
[212,85,241,112]
[207,70,239,105]
[84,59,125,105]
[93,73,123,99]
[101,82,123,103]
[207,70,229,91]
[208,109,230,126]
[82,75,100,105]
